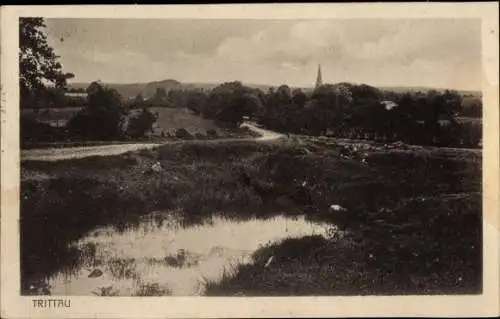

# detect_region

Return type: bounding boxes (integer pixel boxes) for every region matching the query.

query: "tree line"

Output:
[19,17,481,148]
[136,82,482,148]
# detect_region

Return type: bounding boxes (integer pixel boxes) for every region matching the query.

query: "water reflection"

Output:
[48,214,336,296]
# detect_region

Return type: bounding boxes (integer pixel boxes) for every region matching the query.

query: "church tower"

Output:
[315,64,323,89]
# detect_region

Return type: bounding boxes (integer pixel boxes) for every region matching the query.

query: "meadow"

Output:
[146,107,221,136]
[22,106,258,149]
[20,136,482,296]
[21,107,82,127]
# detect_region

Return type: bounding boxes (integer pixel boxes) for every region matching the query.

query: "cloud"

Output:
[208,19,480,88]
[45,18,481,90]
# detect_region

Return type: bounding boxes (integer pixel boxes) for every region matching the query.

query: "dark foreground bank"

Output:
[20,138,482,295]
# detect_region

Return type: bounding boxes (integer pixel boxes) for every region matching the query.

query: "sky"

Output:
[44,18,482,90]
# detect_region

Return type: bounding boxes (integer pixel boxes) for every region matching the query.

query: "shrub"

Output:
[194,132,206,139]
[67,82,128,140]
[126,108,159,139]
[134,283,171,296]
[206,129,218,139]
[175,128,192,139]
[20,116,68,143]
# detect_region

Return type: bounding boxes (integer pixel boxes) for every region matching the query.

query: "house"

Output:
[381,100,398,111]
[64,92,88,98]
[65,92,88,108]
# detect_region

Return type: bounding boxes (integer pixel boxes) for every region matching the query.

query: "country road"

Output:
[240,122,284,141]
[21,123,285,162]
[20,122,479,162]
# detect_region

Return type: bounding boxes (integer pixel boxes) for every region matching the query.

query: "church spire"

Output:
[315,64,323,89]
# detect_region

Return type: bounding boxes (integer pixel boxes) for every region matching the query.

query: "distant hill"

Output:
[69,80,306,98]
[69,79,183,99]
[184,82,278,92]
[69,79,481,99]
[378,86,481,97]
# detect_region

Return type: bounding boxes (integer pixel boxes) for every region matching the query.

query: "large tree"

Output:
[68,81,128,140]
[204,82,262,127]
[19,18,74,109]
[154,87,168,100]
[306,84,354,135]
[126,108,159,139]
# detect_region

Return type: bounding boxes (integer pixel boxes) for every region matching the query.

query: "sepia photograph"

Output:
[1,3,499,318]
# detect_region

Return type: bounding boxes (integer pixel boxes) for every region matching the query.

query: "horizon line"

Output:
[67,79,482,93]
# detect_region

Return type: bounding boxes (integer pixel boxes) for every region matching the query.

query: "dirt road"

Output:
[240,122,284,141]
[21,123,284,162]
[21,143,162,162]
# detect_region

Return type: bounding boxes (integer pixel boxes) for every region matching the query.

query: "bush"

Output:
[194,132,206,140]
[175,128,192,139]
[126,108,159,139]
[206,129,218,139]
[20,116,68,143]
[67,81,128,141]
[458,122,482,148]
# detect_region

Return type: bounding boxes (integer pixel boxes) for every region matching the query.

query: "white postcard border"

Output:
[1,3,498,318]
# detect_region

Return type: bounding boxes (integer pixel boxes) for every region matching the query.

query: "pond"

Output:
[46,213,337,296]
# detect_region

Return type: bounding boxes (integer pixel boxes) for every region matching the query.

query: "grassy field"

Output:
[22,106,220,135]
[141,107,259,139]
[20,136,482,296]
[22,107,258,150]
[145,107,221,136]
[21,107,83,127]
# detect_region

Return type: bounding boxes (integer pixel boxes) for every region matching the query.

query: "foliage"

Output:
[134,93,144,104]
[175,128,192,139]
[206,129,218,138]
[460,97,482,118]
[19,18,74,109]
[257,83,480,148]
[126,108,159,138]
[185,91,207,115]
[20,117,69,145]
[203,82,263,127]
[21,139,481,295]
[67,81,128,140]
[154,87,168,100]
[154,81,479,148]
